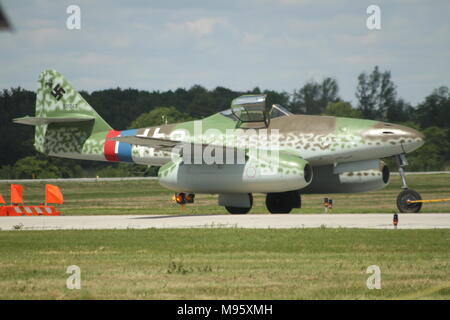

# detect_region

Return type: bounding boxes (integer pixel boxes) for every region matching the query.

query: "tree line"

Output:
[0,65,448,179]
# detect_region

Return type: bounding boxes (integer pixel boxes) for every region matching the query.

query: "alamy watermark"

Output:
[145,120,283,175]
[366,5,381,30]
[66,265,81,289]
[66,5,81,30]
[366,265,381,289]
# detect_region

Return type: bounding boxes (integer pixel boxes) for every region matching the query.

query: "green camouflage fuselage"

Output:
[15,70,424,195]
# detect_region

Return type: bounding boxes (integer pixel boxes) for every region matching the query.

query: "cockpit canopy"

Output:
[220,94,292,127]
[269,104,293,119]
[231,94,269,123]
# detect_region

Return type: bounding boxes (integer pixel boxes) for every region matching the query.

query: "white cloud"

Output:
[242,33,265,45]
[167,17,229,38]
[1,0,449,105]
[26,27,67,46]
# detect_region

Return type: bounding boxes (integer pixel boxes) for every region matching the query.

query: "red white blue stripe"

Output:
[104,129,138,162]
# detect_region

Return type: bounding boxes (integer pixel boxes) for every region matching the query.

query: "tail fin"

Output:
[14,70,112,153]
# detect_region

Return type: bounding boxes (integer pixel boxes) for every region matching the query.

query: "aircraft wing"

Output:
[109,135,178,151]
[110,135,243,157]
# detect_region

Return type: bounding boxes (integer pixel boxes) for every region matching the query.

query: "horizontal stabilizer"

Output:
[13,114,95,126]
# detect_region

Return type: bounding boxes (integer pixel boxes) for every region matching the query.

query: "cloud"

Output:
[341,54,394,66]
[242,32,264,45]
[0,0,449,105]
[27,27,67,46]
[167,17,229,38]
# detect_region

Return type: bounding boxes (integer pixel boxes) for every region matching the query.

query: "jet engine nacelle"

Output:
[301,160,390,194]
[158,152,312,194]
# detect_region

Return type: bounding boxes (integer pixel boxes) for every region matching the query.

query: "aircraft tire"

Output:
[225,193,253,214]
[396,189,422,213]
[225,206,251,214]
[266,193,293,214]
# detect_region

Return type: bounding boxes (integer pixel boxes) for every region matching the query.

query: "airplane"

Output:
[14,70,425,214]
[0,3,13,31]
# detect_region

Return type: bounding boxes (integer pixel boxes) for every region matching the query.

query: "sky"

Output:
[1,0,449,106]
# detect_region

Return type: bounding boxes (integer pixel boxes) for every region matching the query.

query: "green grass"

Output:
[0,228,448,299]
[0,174,449,215]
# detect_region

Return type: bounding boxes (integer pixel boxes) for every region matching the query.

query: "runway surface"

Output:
[1,213,449,230]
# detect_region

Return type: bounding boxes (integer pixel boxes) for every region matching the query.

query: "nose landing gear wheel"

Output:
[396,189,422,213]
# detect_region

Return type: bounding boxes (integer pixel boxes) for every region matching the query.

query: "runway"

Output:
[1,213,450,230]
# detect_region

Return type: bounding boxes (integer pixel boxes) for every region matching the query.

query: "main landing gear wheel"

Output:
[266,191,301,214]
[225,193,253,214]
[397,189,422,213]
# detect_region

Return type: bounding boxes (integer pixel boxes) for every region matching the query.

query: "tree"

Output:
[291,78,340,114]
[355,66,397,120]
[186,85,218,118]
[0,165,14,179]
[263,89,290,110]
[2,80,449,176]
[0,88,35,166]
[211,86,240,112]
[11,155,83,179]
[320,78,340,108]
[415,86,450,129]
[95,162,158,178]
[129,106,192,129]
[323,102,362,118]
[407,126,450,171]
[96,164,132,178]
[386,98,413,123]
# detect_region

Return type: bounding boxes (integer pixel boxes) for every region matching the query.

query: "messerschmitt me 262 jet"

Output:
[14,70,425,213]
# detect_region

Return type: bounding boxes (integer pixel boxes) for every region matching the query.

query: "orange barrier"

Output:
[10,184,24,204]
[0,205,60,216]
[0,184,63,217]
[45,184,64,204]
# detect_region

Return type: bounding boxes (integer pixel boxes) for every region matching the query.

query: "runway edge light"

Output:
[393,213,399,229]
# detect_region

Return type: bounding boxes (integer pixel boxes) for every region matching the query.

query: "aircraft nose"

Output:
[364,122,425,153]
[399,125,425,152]
[389,124,424,150]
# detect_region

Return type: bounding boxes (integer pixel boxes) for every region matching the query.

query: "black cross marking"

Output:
[51,84,66,101]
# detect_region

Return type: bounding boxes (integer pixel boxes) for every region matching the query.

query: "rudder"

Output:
[32,70,112,154]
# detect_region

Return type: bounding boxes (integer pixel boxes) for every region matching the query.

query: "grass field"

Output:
[0,228,448,299]
[0,174,448,300]
[0,173,449,215]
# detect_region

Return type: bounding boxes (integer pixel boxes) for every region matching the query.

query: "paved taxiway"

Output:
[0,214,449,230]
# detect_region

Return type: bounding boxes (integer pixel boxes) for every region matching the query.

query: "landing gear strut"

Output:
[395,154,422,213]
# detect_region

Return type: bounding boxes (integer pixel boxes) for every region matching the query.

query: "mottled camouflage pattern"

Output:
[155,113,423,178]
[17,70,424,194]
[34,70,111,158]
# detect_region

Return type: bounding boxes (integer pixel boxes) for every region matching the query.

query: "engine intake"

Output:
[302,160,390,194]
